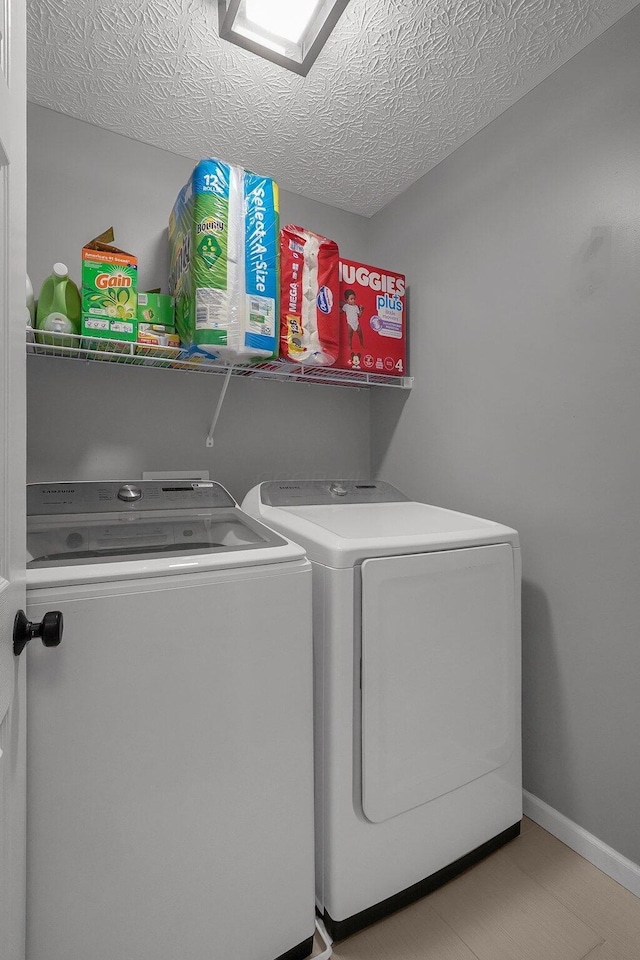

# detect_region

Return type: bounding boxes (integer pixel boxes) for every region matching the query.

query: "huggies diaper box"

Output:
[337,259,407,376]
[169,158,279,361]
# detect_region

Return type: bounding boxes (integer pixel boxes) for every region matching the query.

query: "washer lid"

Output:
[244,482,519,568]
[27,481,306,586]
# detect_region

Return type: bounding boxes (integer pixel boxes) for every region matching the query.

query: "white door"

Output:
[0,0,27,956]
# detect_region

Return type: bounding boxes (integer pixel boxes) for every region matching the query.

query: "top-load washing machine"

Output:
[25,480,315,960]
[243,479,522,941]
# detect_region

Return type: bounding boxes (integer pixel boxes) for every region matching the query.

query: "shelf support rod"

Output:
[205,367,233,447]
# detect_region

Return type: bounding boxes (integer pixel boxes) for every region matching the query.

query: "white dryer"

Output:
[25,480,315,960]
[243,479,522,940]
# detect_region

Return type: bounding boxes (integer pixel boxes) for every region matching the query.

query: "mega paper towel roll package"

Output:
[169,159,279,360]
[280,225,340,366]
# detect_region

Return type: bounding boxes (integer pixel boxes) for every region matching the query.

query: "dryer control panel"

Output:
[261,480,410,507]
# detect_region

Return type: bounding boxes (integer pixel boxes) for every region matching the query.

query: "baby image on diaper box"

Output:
[337,259,406,376]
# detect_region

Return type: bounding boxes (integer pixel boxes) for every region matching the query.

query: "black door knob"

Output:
[13,610,63,657]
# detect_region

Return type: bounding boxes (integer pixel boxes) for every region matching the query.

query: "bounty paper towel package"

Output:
[168,159,279,360]
[337,258,407,376]
[280,225,340,366]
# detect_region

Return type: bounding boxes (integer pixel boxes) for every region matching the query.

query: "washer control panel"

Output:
[28,481,237,515]
[261,480,409,507]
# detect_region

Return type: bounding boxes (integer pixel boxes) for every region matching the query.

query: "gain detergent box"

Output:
[81,228,138,342]
[337,259,407,377]
[168,158,279,360]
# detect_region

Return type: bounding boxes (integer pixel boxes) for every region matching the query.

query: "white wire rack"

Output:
[27,331,413,390]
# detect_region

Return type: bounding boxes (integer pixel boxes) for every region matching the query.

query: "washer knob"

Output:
[117,484,142,503]
[329,482,348,497]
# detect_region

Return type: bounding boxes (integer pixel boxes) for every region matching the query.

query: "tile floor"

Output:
[312,819,640,960]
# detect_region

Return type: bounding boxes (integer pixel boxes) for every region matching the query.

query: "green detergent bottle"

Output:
[36,263,81,349]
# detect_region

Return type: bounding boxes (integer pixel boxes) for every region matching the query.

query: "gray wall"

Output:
[27,105,371,499]
[27,7,640,866]
[369,7,640,862]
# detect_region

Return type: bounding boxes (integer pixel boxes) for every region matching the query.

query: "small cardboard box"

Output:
[82,227,138,342]
[136,326,181,366]
[337,259,406,376]
[136,328,181,349]
[137,291,175,328]
[137,323,178,338]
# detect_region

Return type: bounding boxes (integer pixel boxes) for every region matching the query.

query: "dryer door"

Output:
[360,544,517,823]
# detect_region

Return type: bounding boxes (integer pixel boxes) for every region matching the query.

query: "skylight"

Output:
[217,1,350,76]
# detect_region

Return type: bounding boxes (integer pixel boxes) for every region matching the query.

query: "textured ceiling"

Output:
[27,0,640,216]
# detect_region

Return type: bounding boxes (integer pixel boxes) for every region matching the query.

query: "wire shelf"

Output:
[27,331,412,390]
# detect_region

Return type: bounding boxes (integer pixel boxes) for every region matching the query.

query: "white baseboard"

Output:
[523,790,640,899]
